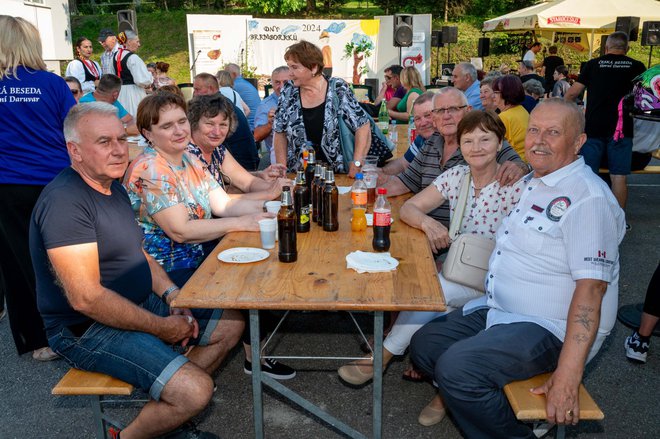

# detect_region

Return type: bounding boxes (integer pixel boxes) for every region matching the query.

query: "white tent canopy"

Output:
[483,0,660,32]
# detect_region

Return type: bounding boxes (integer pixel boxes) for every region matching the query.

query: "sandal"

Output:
[32,347,59,362]
[401,365,427,382]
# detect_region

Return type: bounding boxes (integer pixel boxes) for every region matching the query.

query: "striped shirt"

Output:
[397,132,524,227]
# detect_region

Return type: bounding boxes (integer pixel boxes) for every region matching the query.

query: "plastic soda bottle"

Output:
[351,173,367,210]
[372,188,391,252]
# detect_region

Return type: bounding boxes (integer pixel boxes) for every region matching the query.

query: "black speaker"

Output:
[431,31,444,48]
[478,37,490,57]
[117,9,137,34]
[641,21,660,46]
[441,26,458,44]
[393,14,413,47]
[615,16,640,42]
[599,34,610,55]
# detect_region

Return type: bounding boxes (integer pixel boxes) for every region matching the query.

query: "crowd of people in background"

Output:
[1,13,657,438]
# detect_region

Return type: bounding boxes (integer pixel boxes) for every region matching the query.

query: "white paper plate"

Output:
[364,213,394,227]
[346,251,399,273]
[217,247,269,264]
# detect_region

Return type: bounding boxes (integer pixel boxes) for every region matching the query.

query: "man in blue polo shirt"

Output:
[254,66,289,165]
[451,62,483,110]
[224,63,261,131]
[79,74,138,135]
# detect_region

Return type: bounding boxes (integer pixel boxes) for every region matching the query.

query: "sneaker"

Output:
[244,358,296,380]
[160,423,219,439]
[625,331,649,363]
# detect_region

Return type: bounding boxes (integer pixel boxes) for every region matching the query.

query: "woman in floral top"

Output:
[273,40,391,176]
[123,93,272,285]
[338,111,526,419]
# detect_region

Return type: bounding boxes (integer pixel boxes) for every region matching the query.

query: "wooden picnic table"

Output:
[172,170,444,439]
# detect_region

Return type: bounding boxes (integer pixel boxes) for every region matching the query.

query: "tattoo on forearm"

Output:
[574,305,595,331]
[573,333,590,345]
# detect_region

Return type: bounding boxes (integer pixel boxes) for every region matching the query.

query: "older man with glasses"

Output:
[381,87,528,228]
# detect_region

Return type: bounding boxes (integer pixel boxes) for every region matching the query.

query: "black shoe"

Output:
[160,423,219,439]
[244,358,296,380]
[625,331,649,363]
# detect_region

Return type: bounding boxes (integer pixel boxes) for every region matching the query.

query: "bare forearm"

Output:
[274,133,288,166]
[253,124,272,142]
[353,124,371,162]
[145,252,177,297]
[381,157,408,175]
[556,280,607,378]
[382,175,411,197]
[170,217,249,243]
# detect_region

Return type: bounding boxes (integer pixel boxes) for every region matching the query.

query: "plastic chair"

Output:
[264,84,273,98]
[352,84,374,102]
[177,83,194,102]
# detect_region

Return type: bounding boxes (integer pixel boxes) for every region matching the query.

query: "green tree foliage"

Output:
[245,0,306,14]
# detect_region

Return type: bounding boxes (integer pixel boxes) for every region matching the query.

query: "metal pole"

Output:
[649,46,654,68]
[249,310,264,439]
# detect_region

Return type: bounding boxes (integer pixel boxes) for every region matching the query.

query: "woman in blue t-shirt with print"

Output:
[0,15,77,361]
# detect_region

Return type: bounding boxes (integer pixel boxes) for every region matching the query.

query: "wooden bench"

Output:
[504,373,604,439]
[599,165,660,174]
[52,369,142,439]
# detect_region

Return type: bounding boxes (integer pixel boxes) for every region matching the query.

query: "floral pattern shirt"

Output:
[123,146,220,272]
[187,142,227,190]
[273,77,370,173]
[433,165,525,239]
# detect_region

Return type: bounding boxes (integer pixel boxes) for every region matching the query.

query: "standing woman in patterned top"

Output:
[113,30,152,117]
[273,40,391,177]
[65,37,101,95]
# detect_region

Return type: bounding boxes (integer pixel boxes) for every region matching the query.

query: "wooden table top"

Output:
[173,178,444,313]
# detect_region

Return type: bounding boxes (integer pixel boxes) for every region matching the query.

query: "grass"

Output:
[70,8,660,85]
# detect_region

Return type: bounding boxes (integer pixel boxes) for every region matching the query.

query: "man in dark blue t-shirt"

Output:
[30,102,243,439]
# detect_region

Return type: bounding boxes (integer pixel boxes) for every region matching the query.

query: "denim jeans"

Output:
[410,309,563,439]
[48,293,222,400]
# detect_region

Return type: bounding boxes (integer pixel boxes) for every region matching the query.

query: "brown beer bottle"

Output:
[293,170,310,233]
[278,186,297,262]
[322,169,339,232]
[311,163,322,223]
[305,150,316,196]
[316,164,327,226]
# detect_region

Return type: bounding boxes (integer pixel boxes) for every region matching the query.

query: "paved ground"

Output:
[0,168,658,439]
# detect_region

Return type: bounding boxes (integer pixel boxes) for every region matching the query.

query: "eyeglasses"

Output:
[384,75,392,80]
[70,90,81,95]
[431,105,467,116]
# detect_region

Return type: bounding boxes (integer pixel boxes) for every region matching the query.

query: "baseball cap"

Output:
[98,28,115,42]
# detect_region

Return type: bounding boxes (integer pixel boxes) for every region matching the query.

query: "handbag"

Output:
[441,171,495,293]
[330,79,394,170]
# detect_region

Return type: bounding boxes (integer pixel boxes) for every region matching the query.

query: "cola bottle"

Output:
[372,188,391,252]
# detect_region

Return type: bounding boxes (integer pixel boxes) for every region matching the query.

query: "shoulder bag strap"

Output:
[448,170,471,242]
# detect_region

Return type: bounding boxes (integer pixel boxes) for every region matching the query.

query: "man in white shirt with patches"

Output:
[410,98,625,438]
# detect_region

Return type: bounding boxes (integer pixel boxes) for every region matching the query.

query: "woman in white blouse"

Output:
[113,30,153,117]
[215,70,250,117]
[338,110,526,424]
[65,37,101,95]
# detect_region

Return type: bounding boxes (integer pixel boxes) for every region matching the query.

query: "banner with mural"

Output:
[400,32,427,81]
[246,18,380,83]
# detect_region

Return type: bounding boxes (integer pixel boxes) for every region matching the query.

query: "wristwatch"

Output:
[353,160,362,168]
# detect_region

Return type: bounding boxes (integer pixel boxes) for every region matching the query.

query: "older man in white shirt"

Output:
[410,98,625,436]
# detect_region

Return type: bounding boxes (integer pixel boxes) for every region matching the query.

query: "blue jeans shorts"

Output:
[580,136,632,175]
[47,294,222,401]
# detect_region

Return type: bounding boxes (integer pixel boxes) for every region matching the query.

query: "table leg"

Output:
[249,310,264,439]
[372,311,383,439]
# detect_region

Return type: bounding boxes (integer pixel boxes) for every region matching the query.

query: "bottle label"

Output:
[300,206,310,224]
[374,211,391,227]
[351,190,367,205]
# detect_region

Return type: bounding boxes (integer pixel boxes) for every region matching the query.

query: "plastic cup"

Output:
[363,155,379,173]
[258,219,277,249]
[265,201,281,214]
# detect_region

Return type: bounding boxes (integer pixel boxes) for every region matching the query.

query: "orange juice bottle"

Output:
[351,207,367,232]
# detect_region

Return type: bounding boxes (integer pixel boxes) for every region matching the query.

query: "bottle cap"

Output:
[355,173,363,179]
[377,187,387,195]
